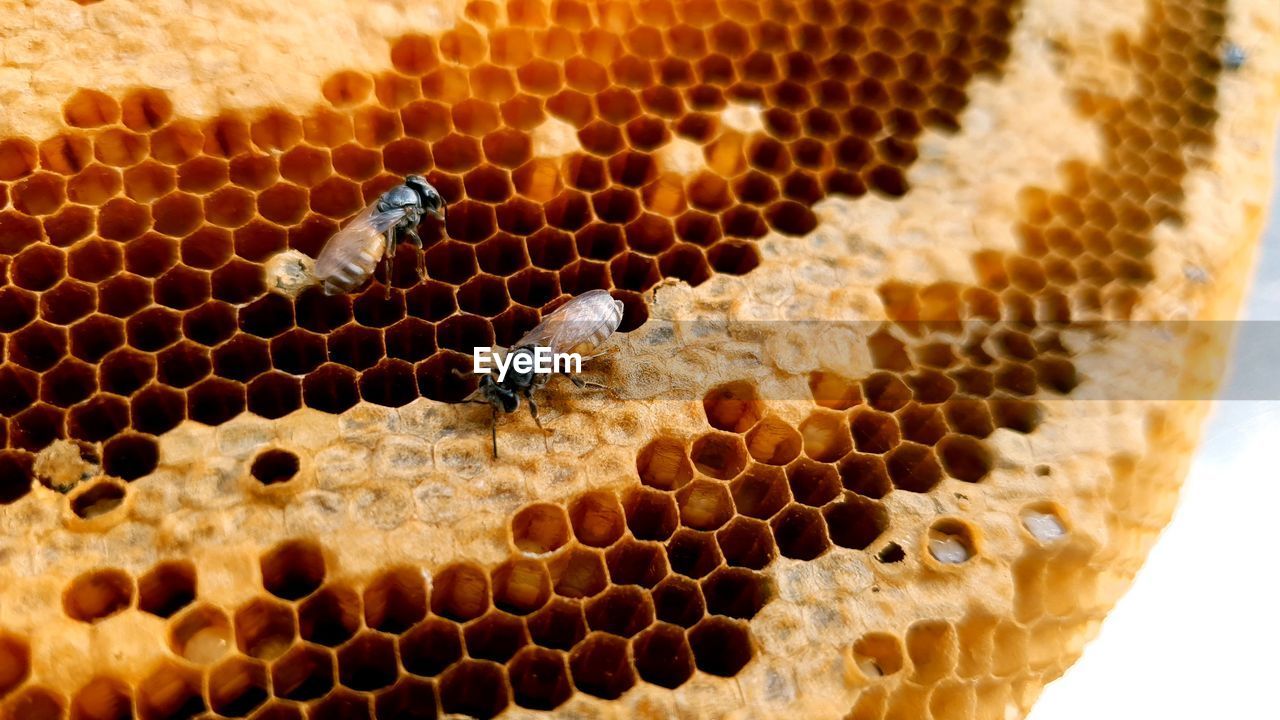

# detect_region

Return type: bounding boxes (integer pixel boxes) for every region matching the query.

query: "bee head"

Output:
[475,374,520,414]
[405,174,446,222]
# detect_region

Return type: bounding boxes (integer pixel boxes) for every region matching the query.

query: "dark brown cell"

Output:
[40,358,97,408]
[824,496,889,550]
[400,618,463,677]
[438,660,509,719]
[585,585,654,638]
[688,616,754,676]
[337,632,399,691]
[464,610,528,663]
[374,678,439,720]
[136,662,205,720]
[632,622,696,689]
[568,633,634,700]
[665,528,723,579]
[716,517,776,570]
[137,560,197,618]
[271,644,334,702]
[67,396,129,444]
[526,597,588,650]
[771,504,831,560]
[69,675,133,720]
[298,583,362,647]
[246,372,303,419]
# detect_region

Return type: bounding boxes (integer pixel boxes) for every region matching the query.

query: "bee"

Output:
[313,174,446,295]
[459,289,625,457]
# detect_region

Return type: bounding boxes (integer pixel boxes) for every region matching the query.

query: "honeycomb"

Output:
[0,0,1276,718]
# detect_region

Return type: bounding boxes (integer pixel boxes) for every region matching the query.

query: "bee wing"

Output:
[515,289,625,357]
[313,203,409,278]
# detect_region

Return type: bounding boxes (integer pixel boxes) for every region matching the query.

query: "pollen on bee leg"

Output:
[264,249,317,298]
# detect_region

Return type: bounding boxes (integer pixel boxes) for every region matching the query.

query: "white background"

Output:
[1029,129,1280,715]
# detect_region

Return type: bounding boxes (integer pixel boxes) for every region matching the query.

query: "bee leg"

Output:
[525,393,551,453]
[568,374,617,396]
[406,229,426,280]
[490,406,499,459]
[382,229,397,299]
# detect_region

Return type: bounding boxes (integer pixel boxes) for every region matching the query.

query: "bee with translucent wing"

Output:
[312,174,446,295]
[460,289,625,458]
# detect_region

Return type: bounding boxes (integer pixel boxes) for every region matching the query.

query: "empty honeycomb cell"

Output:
[65,164,120,205]
[488,558,551,615]
[373,677,437,720]
[9,403,63,451]
[0,632,30,699]
[68,675,132,720]
[0,137,37,181]
[936,433,992,482]
[356,358,417,407]
[40,133,95,175]
[269,328,326,375]
[0,365,38,416]
[271,644,334,702]
[212,336,270,385]
[741,414,802,466]
[69,479,126,520]
[168,603,232,664]
[177,156,230,195]
[398,618,463,679]
[101,433,159,480]
[11,172,66,215]
[229,153,281,192]
[259,539,325,601]
[489,646,568,712]
[568,632,634,700]
[575,222,626,261]
[205,657,269,717]
[701,566,772,620]
[322,325,381,371]
[65,241,121,285]
[94,129,149,169]
[664,527,723,579]
[605,538,668,587]
[621,486,678,541]
[505,503,570,555]
[824,495,890,550]
[62,568,134,623]
[332,143,383,182]
[298,583,362,647]
[885,438,947,491]
[438,660,509,719]
[233,597,296,661]
[40,358,97,408]
[12,244,66,292]
[863,372,913,412]
[852,632,905,678]
[609,251,660,291]
[156,340,212,388]
[518,597,585,655]
[541,548,605,600]
[123,307,180,353]
[127,384,184,435]
[464,611,529,663]
[771,504,832,560]
[687,615,753,677]
[337,632,399,691]
[586,584,656,639]
[729,462,792,519]
[675,478,735,530]
[786,458,842,506]
[3,686,66,720]
[688,432,748,479]
[204,115,255,159]
[0,452,34,504]
[850,408,902,455]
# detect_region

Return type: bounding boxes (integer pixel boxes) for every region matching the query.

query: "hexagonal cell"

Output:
[688,616,753,677]
[337,631,399,691]
[136,662,204,720]
[937,433,993,482]
[69,675,132,720]
[824,495,889,551]
[208,656,269,717]
[363,565,428,634]
[399,617,463,677]
[2,685,66,719]
[927,518,978,565]
[41,358,98,408]
[621,486,678,541]
[0,631,30,699]
[430,562,490,622]
[885,441,944,493]
[234,596,297,661]
[604,538,668,588]
[566,490,625,548]
[10,320,69,372]
[771,504,831,561]
[168,603,232,663]
[852,631,905,678]
[729,463,791,520]
[546,547,607,600]
[138,560,197,618]
[689,432,748,480]
[462,610,528,663]
[63,568,134,623]
[438,659,509,719]
[260,539,326,600]
[701,379,757,427]
[67,480,125,521]
[489,558,552,615]
[373,677,438,720]
[675,477,735,531]
[568,632,634,700]
[510,502,570,554]
[248,369,304,415]
[525,597,587,651]
[786,458,842,507]
[584,585,655,639]
[271,644,334,702]
[298,583,362,647]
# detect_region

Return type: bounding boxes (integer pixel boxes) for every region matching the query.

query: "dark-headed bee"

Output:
[460,289,625,457]
[313,174,446,295]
